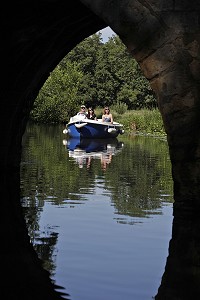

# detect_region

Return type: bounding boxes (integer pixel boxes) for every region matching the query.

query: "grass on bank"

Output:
[95,107,166,136]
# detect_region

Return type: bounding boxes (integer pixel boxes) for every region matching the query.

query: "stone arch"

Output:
[2,1,200,299]
[83,0,200,215]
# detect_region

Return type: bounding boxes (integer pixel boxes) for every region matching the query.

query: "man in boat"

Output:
[77,105,87,117]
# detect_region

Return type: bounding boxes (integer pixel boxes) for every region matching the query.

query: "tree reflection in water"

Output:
[18,123,200,299]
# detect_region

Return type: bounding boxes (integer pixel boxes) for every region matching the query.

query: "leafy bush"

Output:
[30,62,83,123]
[117,109,166,136]
[111,101,128,114]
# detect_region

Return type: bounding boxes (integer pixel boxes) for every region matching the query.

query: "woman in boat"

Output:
[102,107,113,123]
[86,107,97,120]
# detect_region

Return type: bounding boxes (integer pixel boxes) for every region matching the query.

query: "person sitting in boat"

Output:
[102,107,113,123]
[77,105,87,117]
[86,107,97,120]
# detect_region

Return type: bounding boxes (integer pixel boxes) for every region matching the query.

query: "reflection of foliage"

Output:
[21,197,58,276]
[101,136,173,220]
[33,228,59,276]
[21,123,173,240]
[21,123,94,205]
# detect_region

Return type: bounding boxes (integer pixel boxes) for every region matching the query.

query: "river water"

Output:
[20,123,174,300]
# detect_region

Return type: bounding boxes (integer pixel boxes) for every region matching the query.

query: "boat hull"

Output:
[65,118,124,139]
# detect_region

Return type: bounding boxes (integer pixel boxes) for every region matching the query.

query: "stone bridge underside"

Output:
[2,1,200,299]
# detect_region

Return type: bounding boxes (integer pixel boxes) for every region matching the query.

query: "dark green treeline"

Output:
[30,33,157,123]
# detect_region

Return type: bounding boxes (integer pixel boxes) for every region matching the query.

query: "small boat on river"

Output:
[63,115,124,139]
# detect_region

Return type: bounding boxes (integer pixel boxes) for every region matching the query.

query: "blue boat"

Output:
[63,115,124,138]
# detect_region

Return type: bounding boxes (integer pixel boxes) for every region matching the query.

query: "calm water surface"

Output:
[20,123,174,300]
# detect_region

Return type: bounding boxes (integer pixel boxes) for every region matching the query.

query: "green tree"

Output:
[30,61,83,123]
[31,32,157,123]
[64,33,103,107]
[100,36,156,109]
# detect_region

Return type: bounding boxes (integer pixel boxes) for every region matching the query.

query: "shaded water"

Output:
[20,123,174,300]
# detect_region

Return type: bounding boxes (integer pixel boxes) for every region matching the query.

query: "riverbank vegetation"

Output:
[94,106,166,136]
[30,32,165,135]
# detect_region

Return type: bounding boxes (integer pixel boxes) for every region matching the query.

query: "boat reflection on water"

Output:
[63,138,124,170]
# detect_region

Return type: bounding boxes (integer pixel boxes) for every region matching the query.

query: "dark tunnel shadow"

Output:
[1,170,70,300]
[155,212,200,299]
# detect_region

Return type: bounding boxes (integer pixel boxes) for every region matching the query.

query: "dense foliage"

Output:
[30,62,83,123]
[118,109,166,136]
[30,33,157,123]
